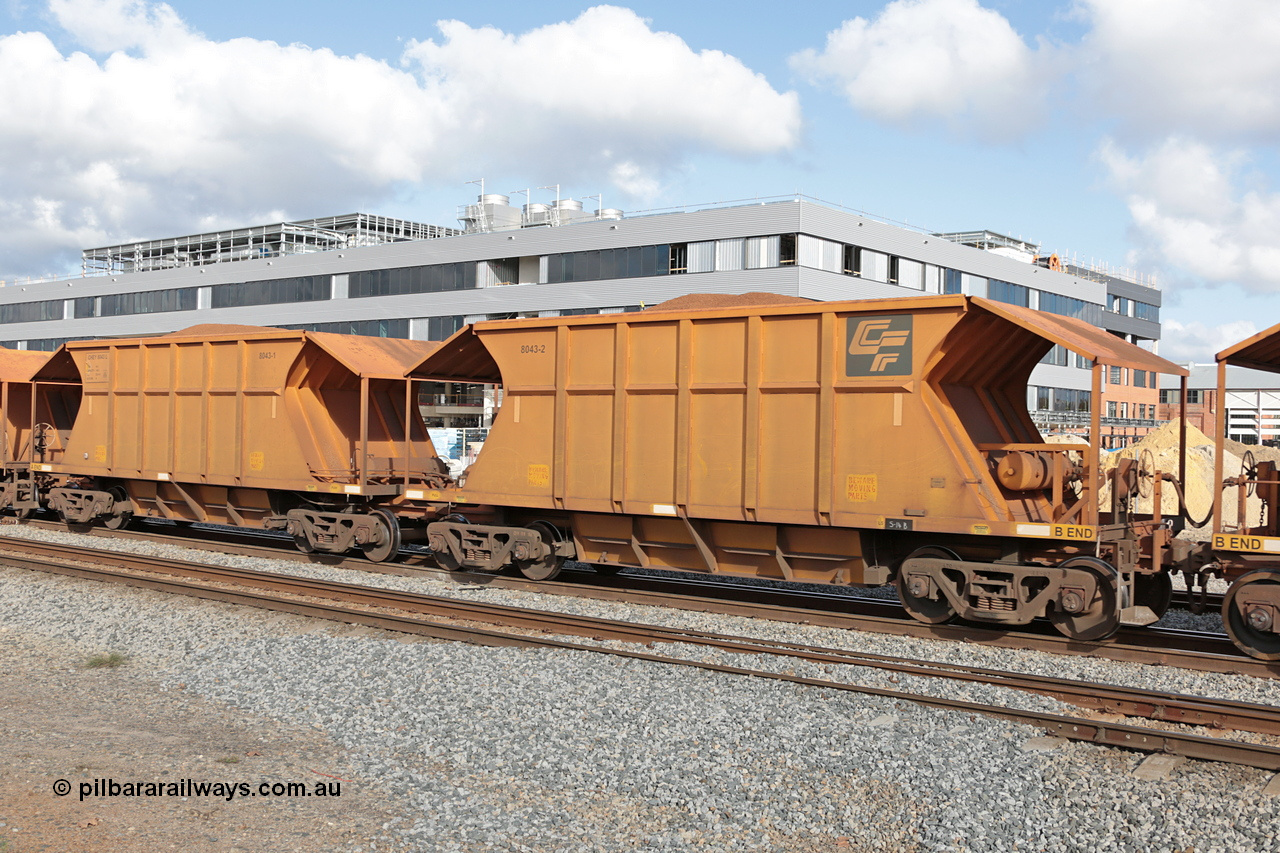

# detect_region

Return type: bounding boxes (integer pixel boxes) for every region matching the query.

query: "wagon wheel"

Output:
[102,486,133,530]
[896,545,960,625]
[293,531,316,554]
[515,521,565,581]
[1133,571,1173,620]
[360,507,402,563]
[1049,556,1120,642]
[1242,450,1259,497]
[1136,449,1156,500]
[1222,571,1280,660]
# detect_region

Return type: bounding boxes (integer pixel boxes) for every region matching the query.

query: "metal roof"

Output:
[971,299,1185,375]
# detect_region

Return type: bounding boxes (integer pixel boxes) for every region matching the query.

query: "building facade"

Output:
[1159,365,1280,445]
[0,194,1162,436]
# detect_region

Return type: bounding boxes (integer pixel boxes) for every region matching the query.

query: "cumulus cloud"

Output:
[0,2,799,278]
[790,0,1055,139]
[1077,0,1280,143]
[1157,317,1258,364]
[1100,137,1280,293]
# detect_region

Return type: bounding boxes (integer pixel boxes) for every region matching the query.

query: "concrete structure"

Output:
[1159,365,1280,445]
[0,193,1162,436]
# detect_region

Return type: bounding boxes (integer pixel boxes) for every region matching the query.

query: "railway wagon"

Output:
[0,346,77,516]
[28,324,450,560]
[407,293,1192,641]
[1208,324,1280,658]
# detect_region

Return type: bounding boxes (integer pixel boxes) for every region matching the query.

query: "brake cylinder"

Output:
[996,451,1054,491]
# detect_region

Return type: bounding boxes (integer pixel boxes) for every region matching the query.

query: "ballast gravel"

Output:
[1,524,1279,851]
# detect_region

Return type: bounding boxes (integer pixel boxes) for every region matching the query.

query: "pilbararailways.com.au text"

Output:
[54,777,342,802]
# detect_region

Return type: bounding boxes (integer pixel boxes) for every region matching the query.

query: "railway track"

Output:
[4,517,1272,679]
[4,535,1280,772]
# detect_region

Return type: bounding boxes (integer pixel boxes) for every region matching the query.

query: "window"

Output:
[669,243,688,274]
[1134,301,1160,322]
[1159,389,1176,404]
[421,316,463,340]
[211,277,328,309]
[779,233,796,266]
[1040,344,1068,367]
[1132,370,1146,388]
[1108,294,1130,315]
[277,318,410,338]
[1039,291,1104,326]
[98,288,198,317]
[544,245,670,284]
[1107,401,1118,418]
[1036,386,1050,410]
[942,268,962,294]
[350,263,477,297]
[0,299,65,324]
[1187,389,1204,404]
[988,280,1030,307]
[1109,366,1123,385]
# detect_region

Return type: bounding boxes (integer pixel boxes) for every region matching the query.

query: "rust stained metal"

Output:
[971,298,1187,376]
[405,325,500,383]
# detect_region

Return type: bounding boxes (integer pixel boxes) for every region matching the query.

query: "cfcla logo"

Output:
[846,315,913,377]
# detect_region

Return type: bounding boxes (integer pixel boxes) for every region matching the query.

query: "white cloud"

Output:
[0,2,799,278]
[1077,0,1280,143]
[1100,137,1280,293]
[1157,317,1258,364]
[790,0,1054,139]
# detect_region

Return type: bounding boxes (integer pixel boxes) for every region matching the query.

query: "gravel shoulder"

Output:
[0,602,412,853]
[2,524,1280,852]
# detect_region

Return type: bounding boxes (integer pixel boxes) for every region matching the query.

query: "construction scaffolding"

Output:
[81,213,459,275]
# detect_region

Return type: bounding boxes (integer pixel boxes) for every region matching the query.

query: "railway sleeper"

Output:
[900,554,1158,641]
[426,520,575,577]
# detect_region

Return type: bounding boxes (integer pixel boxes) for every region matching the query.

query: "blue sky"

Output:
[1,0,1277,361]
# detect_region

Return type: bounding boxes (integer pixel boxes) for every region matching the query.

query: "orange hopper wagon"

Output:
[29,324,448,560]
[406,293,1189,641]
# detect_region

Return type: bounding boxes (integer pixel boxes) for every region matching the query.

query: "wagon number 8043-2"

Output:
[520,344,546,354]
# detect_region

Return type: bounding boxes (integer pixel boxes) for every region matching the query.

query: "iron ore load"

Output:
[6,295,1280,660]
[405,294,1196,643]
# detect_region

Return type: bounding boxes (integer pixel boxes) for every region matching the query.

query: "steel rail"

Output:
[4,518,1273,678]
[5,540,1280,771]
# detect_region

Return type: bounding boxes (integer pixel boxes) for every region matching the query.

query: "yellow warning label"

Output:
[329,483,343,493]
[305,485,317,492]
[527,464,550,488]
[93,445,107,463]
[248,451,264,471]
[971,524,991,535]
[1213,533,1280,553]
[1050,524,1096,541]
[846,474,878,502]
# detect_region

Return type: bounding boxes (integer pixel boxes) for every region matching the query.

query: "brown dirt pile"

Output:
[650,292,816,312]
[1099,419,1261,528]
